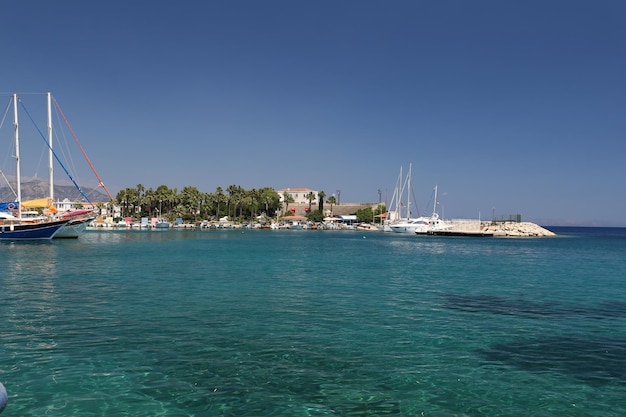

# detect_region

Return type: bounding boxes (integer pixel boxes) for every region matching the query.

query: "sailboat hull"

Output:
[0,219,69,240]
[53,216,95,239]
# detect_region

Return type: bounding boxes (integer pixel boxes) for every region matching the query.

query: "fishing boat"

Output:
[0,94,70,240]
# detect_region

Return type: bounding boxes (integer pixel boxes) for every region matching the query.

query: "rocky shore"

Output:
[480,221,556,237]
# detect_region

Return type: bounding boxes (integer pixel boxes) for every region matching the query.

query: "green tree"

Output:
[154,185,176,218]
[307,209,324,222]
[116,187,138,218]
[374,204,386,224]
[356,207,374,223]
[259,187,280,218]
[179,186,203,221]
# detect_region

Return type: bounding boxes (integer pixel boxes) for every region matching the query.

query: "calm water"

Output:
[1,227,626,416]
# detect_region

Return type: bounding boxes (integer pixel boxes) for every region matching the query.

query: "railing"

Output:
[492,214,522,223]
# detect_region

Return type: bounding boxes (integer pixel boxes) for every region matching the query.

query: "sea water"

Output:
[1,227,625,416]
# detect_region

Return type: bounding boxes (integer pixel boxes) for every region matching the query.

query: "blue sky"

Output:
[2,1,625,226]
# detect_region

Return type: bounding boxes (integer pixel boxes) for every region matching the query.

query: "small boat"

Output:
[289,220,304,230]
[154,219,170,229]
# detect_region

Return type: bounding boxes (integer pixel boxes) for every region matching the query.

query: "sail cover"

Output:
[21,198,53,209]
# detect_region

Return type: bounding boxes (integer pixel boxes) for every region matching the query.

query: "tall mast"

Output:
[397,165,402,221]
[47,92,54,201]
[13,94,21,218]
[407,163,412,219]
[433,185,438,215]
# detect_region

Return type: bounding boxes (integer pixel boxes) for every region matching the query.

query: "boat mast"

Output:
[407,163,412,219]
[397,165,402,221]
[13,94,21,219]
[433,185,438,216]
[47,92,54,201]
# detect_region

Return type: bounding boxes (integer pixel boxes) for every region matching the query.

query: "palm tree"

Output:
[142,188,156,217]
[116,187,137,218]
[215,186,224,220]
[136,184,145,216]
[317,190,326,214]
[307,191,315,212]
[282,191,294,215]
[249,188,259,220]
[327,195,337,215]
[258,187,279,218]
[227,185,239,219]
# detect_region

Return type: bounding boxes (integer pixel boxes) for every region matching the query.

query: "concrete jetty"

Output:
[441,220,556,237]
[480,221,556,237]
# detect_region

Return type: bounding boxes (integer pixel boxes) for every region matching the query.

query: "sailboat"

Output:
[385,164,450,235]
[386,163,426,234]
[412,185,451,235]
[45,93,99,238]
[7,93,110,238]
[0,94,69,240]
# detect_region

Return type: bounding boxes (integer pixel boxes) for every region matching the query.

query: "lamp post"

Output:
[336,190,341,205]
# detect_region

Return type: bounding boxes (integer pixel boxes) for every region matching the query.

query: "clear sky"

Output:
[2,1,625,226]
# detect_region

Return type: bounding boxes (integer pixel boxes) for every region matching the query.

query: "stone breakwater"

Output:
[480,221,556,237]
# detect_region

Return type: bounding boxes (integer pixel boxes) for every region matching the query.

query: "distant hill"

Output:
[0,179,110,202]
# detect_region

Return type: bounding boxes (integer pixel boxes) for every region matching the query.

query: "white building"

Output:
[54,198,121,217]
[277,188,319,205]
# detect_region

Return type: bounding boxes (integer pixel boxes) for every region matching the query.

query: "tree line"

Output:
[115,184,284,222]
[114,184,387,224]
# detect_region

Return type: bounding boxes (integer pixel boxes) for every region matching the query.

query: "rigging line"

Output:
[18,98,92,204]
[0,170,17,198]
[410,187,421,218]
[53,98,115,202]
[0,98,15,174]
[0,97,12,130]
[52,105,82,187]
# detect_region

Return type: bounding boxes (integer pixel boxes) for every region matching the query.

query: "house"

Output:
[277,188,319,205]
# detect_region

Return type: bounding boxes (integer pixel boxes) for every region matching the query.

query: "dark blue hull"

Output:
[0,219,69,240]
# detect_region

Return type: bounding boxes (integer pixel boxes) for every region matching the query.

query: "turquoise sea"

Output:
[1,227,626,416]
